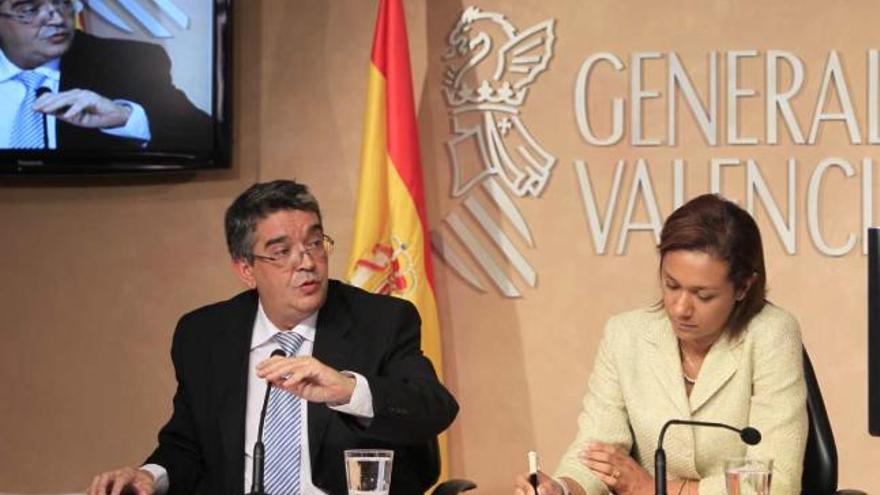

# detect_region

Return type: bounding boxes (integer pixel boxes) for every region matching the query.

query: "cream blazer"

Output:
[555,304,808,495]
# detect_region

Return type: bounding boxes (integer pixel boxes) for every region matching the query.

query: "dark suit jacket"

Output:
[145,280,459,495]
[57,31,212,150]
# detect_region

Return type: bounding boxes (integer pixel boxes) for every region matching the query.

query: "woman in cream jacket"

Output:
[517,194,807,495]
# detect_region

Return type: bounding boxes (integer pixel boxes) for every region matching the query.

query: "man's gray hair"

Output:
[224,180,322,262]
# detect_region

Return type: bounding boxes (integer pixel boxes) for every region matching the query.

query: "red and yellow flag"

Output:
[74,1,86,30]
[346,0,448,478]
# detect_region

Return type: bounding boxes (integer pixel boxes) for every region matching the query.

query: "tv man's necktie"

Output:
[10,71,48,149]
[263,331,306,495]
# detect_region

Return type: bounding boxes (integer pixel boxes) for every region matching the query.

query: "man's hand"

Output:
[579,442,653,495]
[513,470,566,495]
[33,89,132,129]
[256,355,356,405]
[88,467,155,495]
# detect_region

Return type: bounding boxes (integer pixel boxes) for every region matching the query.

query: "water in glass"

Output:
[725,457,773,495]
[344,449,393,495]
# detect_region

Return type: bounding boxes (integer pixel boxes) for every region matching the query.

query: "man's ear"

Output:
[232,258,257,289]
[736,272,758,301]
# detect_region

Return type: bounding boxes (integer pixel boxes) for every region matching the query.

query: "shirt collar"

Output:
[251,302,318,351]
[0,46,61,84]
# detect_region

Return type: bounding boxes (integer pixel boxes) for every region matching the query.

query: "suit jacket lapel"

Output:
[645,318,692,418]
[689,331,743,413]
[308,282,354,464]
[214,291,258,493]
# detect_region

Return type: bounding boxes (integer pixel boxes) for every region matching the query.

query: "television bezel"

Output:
[0,0,233,176]
[869,227,880,436]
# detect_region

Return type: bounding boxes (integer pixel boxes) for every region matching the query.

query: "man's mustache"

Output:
[288,271,319,287]
[38,26,71,40]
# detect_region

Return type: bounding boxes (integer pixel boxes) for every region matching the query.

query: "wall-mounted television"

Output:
[0,0,231,174]
[869,227,880,436]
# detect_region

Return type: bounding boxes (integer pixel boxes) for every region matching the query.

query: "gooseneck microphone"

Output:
[35,87,51,149]
[655,419,761,495]
[249,349,286,495]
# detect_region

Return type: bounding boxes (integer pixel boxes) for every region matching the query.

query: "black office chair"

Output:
[801,348,866,495]
[432,478,478,495]
[419,436,477,495]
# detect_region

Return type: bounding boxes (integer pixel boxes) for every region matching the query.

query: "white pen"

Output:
[528,450,539,492]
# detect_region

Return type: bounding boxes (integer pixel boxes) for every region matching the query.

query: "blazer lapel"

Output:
[688,331,744,413]
[214,291,258,493]
[308,282,354,463]
[645,317,692,418]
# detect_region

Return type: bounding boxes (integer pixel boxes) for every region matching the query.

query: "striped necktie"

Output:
[10,71,48,149]
[264,331,306,495]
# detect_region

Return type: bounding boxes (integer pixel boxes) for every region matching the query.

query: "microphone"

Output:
[249,348,286,495]
[35,87,51,149]
[655,419,761,495]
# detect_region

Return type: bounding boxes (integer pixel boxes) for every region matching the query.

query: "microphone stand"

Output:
[36,87,50,149]
[246,349,286,495]
[655,419,762,495]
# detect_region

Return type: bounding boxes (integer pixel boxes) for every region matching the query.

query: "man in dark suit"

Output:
[54,29,212,150]
[0,0,210,150]
[88,180,458,495]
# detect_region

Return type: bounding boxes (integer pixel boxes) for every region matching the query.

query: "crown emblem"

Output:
[442,6,555,109]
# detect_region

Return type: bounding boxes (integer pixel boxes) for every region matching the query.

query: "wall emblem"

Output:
[80,0,192,38]
[432,7,556,297]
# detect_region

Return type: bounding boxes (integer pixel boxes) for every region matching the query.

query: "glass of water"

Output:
[344,449,394,495]
[725,457,773,495]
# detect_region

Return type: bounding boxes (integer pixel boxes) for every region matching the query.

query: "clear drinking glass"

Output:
[344,449,394,495]
[725,457,773,495]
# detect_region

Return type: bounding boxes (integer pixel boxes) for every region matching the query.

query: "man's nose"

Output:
[297,249,317,270]
[41,1,68,24]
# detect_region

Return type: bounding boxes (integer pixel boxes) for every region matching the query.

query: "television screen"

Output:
[0,0,231,174]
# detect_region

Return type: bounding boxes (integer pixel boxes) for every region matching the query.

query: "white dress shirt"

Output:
[143,302,375,495]
[0,46,151,148]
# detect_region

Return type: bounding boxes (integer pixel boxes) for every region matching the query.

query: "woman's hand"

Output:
[514,470,565,495]
[579,442,653,495]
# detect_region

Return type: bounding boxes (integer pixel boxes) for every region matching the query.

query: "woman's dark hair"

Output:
[658,194,766,337]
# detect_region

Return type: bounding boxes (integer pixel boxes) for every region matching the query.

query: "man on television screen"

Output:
[0,0,212,150]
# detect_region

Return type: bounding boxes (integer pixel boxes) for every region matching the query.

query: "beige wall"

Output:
[1,1,879,493]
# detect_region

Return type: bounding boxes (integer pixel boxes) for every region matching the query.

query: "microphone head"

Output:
[271,349,286,357]
[35,87,51,98]
[740,427,762,445]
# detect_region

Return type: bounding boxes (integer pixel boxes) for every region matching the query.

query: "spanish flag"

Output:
[75,5,86,30]
[346,0,448,477]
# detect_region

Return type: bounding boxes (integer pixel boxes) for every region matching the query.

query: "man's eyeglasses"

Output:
[252,234,335,268]
[0,0,74,24]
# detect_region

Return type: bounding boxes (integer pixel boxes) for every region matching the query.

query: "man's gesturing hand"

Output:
[256,355,356,405]
[34,89,132,129]
[88,467,155,495]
